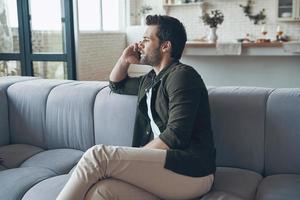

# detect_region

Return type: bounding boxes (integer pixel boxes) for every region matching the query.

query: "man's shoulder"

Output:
[168,63,201,80]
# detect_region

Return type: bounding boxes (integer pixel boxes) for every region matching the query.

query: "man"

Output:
[57,15,216,200]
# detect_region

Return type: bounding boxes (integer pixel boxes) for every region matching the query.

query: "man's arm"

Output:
[109,43,142,95]
[159,67,205,149]
[143,138,170,150]
[109,43,140,82]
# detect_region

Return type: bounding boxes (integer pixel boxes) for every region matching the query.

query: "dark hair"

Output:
[146,15,187,60]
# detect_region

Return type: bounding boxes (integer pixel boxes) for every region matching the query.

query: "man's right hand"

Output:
[121,43,141,65]
[109,43,141,82]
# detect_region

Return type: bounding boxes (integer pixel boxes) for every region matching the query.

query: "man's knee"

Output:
[80,145,118,166]
[83,145,105,160]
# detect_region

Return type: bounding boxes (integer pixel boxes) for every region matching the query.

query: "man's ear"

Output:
[161,41,171,53]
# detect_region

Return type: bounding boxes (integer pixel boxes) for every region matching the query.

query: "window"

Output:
[1,0,19,53]
[77,0,125,31]
[0,0,76,79]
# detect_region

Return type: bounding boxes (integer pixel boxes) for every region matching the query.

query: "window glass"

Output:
[78,0,101,31]
[30,0,64,53]
[77,0,121,31]
[33,61,67,79]
[102,0,119,31]
[0,61,21,76]
[0,0,19,53]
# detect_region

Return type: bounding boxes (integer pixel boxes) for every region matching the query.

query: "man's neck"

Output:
[153,57,174,75]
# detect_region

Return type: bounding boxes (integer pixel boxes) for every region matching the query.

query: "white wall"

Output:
[181,56,300,88]
[128,0,300,88]
[136,0,300,42]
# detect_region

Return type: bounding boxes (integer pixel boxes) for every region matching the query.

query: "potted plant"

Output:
[139,5,152,25]
[201,10,224,43]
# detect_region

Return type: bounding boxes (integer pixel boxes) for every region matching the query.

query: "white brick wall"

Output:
[77,32,126,81]
[137,0,300,41]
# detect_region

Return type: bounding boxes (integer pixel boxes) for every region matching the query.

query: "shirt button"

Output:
[146,131,150,135]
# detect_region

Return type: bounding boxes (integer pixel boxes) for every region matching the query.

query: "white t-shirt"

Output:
[146,87,161,138]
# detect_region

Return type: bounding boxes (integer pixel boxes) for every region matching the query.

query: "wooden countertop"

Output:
[183,41,300,56]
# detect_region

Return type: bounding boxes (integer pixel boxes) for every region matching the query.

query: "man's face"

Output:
[139,25,162,66]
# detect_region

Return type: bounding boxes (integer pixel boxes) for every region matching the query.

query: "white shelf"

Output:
[183,41,300,56]
[163,2,205,7]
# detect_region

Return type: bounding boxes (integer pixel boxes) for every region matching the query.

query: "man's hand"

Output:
[121,43,141,65]
[109,43,141,82]
[143,138,170,150]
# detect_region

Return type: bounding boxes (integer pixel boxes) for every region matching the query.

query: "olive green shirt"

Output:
[109,61,216,177]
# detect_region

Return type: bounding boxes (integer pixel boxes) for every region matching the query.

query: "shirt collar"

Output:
[148,59,180,82]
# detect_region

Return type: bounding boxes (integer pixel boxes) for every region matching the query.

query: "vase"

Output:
[208,27,218,43]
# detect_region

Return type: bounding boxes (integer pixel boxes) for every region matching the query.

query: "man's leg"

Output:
[57,145,213,200]
[85,178,160,200]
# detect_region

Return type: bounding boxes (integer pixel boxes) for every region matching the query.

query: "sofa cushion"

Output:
[256,174,300,200]
[208,87,271,174]
[201,191,245,200]
[94,87,137,146]
[20,149,83,174]
[0,164,6,171]
[0,76,39,88]
[45,82,107,151]
[22,174,70,200]
[8,79,72,148]
[0,167,56,200]
[0,76,39,146]
[265,88,300,175]
[0,144,43,168]
[0,90,9,147]
[209,167,262,200]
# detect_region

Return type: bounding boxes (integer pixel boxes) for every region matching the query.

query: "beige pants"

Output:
[57,145,214,200]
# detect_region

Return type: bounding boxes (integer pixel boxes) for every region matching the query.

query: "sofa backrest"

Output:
[265,88,300,175]
[3,77,300,176]
[7,79,72,148]
[208,87,272,174]
[0,76,39,146]
[94,87,137,147]
[6,78,107,151]
[45,81,106,151]
[0,87,9,147]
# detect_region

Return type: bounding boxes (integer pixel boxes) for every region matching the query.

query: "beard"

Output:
[140,47,162,66]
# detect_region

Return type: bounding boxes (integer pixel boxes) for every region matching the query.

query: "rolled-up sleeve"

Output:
[109,75,141,95]
[159,68,205,149]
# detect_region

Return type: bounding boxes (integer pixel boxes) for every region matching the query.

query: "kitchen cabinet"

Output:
[163,0,204,6]
[277,0,300,21]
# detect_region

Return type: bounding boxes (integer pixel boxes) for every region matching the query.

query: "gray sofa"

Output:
[0,76,299,200]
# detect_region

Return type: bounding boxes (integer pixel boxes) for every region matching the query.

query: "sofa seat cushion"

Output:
[209,167,262,200]
[22,174,70,200]
[0,164,6,171]
[0,167,56,200]
[201,191,245,200]
[0,144,44,168]
[20,149,83,175]
[256,174,300,200]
